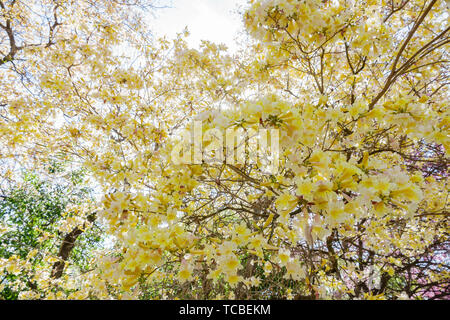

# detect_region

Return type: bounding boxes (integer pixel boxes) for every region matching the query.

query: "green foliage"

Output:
[0,163,100,299]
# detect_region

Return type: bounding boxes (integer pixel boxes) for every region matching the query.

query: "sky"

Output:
[149,0,248,51]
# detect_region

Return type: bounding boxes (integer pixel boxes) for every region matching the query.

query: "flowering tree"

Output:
[0,0,448,299]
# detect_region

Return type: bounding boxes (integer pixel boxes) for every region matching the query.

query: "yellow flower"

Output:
[275,193,298,215]
[295,178,315,200]
[277,249,291,266]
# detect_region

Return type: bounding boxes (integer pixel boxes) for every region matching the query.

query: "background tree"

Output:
[0,161,101,299]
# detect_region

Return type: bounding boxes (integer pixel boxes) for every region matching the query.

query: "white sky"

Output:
[149,0,248,51]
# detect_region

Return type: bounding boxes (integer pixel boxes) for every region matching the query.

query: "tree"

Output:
[0,0,448,299]
[0,162,100,299]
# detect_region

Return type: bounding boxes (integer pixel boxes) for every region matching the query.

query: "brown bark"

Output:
[51,213,96,279]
